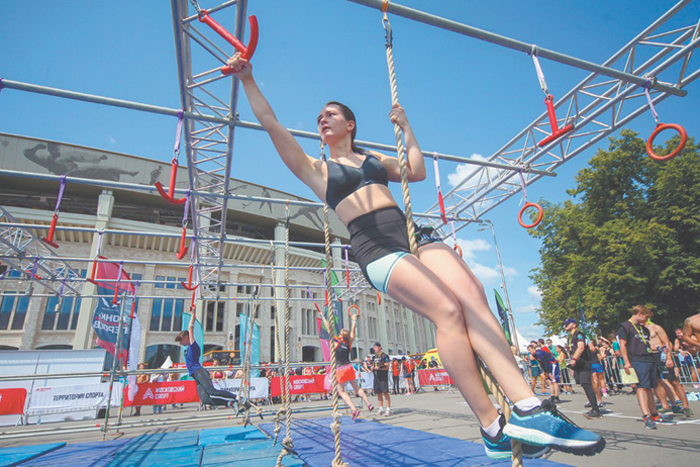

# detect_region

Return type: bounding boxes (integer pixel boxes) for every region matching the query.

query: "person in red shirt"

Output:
[404,357,416,395]
[391,359,401,395]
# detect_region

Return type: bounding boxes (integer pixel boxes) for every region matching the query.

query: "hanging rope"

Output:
[381,3,521,465]
[239,265,265,426]
[275,200,296,466]
[381,2,417,255]
[479,364,523,467]
[319,142,349,467]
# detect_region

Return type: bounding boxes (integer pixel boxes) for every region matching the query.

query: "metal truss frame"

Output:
[170,0,250,301]
[396,0,700,232]
[0,207,83,296]
[0,0,698,301]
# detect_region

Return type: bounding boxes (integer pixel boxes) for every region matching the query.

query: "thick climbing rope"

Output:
[381,2,417,255]
[479,364,523,467]
[240,263,266,426]
[319,142,349,467]
[381,2,522,465]
[275,201,295,466]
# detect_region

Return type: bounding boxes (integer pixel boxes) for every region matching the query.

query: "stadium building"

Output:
[0,132,437,367]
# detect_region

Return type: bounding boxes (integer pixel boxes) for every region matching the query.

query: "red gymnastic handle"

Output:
[154,159,187,205]
[538,94,574,147]
[42,213,60,249]
[176,226,189,260]
[198,10,259,74]
[180,265,199,291]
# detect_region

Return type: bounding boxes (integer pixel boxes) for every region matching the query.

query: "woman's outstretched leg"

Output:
[349,380,373,409]
[416,243,604,453]
[416,243,534,403]
[386,255,500,426]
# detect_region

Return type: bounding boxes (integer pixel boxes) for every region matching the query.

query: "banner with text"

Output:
[270,375,326,397]
[27,383,122,414]
[125,380,198,407]
[214,378,268,399]
[417,369,454,386]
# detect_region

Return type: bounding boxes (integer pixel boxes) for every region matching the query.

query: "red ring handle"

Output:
[518,202,544,229]
[453,244,463,258]
[646,123,687,161]
[377,292,382,306]
[347,304,361,317]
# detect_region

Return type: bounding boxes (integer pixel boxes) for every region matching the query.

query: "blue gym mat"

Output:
[0,425,305,467]
[21,439,130,467]
[260,416,574,467]
[0,443,64,467]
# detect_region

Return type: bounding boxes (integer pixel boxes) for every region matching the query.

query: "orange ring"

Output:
[381,0,390,13]
[347,304,361,317]
[453,244,463,258]
[518,202,544,229]
[377,292,382,305]
[646,123,687,161]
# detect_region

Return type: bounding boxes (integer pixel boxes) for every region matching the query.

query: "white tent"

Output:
[513,329,567,354]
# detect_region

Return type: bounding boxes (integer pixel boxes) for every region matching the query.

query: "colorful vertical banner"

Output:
[494,289,512,345]
[91,260,135,365]
[239,314,260,377]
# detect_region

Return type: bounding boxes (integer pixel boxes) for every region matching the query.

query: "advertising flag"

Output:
[494,289,512,345]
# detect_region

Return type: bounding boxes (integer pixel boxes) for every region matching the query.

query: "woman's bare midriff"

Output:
[332,184,399,226]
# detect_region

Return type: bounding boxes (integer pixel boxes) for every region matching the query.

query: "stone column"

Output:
[18,292,46,350]
[73,190,114,350]
[273,222,286,363]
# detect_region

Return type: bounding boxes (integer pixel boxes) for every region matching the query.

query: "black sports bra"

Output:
[325,154,389,210]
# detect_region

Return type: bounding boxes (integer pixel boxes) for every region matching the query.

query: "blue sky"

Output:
[1,1,699,343]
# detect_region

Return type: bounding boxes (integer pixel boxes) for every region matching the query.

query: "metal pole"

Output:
[0,81,555,176]
[101,293,128,440]
[488,221,519,354]
[347,0,688,97]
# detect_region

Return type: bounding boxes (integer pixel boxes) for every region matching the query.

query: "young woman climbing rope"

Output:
[226,52,604,459]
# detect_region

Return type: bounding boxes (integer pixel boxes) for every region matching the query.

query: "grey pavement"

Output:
[1,388,698,466]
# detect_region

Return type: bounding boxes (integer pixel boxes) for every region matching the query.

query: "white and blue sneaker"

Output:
[481,414,550,460]
[503,399,605,456]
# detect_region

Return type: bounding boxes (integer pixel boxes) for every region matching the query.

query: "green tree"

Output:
[529,130,700,336]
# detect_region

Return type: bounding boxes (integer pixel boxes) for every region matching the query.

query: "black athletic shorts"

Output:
[374,372,390,394]
[574,367,592,385]
[348,207,411,281]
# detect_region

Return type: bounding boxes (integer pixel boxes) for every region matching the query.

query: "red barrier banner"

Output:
[417,369,454,386]
[270,375,326,398]
[0,388,27,415]
[124,380,198,407]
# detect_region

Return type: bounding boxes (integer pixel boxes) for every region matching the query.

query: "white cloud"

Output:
[455,237,490,261]
[453,238,517,284]
[527,286,542,301]
[515,304,538,314]
[502,266,517,277]
[446,153,506,189]
[517,323,544,342]
[107,135,116,144]
[469,263,501,283]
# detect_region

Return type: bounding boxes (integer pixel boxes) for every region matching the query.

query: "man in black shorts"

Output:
[564,319,601,419]
[618,305,666,429]
[372,342,391,416]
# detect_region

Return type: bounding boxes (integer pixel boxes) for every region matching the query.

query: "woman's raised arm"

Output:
[227,54,324,192]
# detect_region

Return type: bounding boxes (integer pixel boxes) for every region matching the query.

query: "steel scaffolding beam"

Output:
[170,0,251,301]
[0,207,83,296]
[354,0,699,232]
